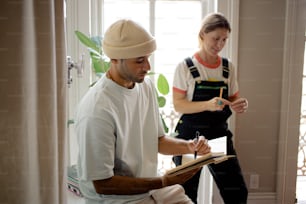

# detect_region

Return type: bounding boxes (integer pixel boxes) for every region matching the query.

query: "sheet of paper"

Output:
[208,136,227,154]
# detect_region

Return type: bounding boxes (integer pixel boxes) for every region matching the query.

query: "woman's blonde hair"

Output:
[198,13,231,47]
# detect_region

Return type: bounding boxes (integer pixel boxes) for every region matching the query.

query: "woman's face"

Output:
[201,28,229,56]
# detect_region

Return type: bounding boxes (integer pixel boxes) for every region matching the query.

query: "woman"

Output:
[172,13,248,204]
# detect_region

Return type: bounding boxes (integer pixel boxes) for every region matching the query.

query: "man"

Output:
[75,19,211,204]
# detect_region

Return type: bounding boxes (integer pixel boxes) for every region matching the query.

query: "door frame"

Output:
[277,0,306,203]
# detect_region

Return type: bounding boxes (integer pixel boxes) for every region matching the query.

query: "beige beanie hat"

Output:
[102,19,156,59]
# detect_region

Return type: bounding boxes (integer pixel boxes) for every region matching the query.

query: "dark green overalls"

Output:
[173,57,248,204]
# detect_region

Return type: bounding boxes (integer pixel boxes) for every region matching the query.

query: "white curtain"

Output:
[0,0,67,203]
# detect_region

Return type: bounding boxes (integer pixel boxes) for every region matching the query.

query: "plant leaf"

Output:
[89,51,110,73]
[92,58,104,73]
[88,48,102,58]
[157,96,166,108]
[90,36,102,48]
[89,81,97,87]
[157,74,169,95]
[160,115,169,133]
[75,30,99,53]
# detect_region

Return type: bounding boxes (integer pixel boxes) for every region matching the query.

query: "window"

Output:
[65,1,238,202]
[65,0,239,166]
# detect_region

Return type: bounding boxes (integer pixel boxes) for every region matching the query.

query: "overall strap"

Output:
[185,57,200,79]
[185,57,229,79]
[222,57,229,79]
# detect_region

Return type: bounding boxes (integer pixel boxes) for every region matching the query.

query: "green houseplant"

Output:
[75,30,170,132]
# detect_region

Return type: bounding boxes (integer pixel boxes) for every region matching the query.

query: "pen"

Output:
[219,87,223,98]
[194,131,200,159]
[218,87,223,105]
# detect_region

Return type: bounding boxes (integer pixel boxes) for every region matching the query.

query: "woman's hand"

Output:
[230,98,248,113]
[206,97,231,111]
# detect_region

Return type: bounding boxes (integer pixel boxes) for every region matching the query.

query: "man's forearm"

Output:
[93,175,163,195]
[158,136,192,155]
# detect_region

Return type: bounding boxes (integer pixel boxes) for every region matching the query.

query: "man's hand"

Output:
[161,167,201,187]
[187,136,211,156]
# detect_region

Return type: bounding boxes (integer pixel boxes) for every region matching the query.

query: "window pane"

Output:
[103,0,150,31]
[155,0,202,106]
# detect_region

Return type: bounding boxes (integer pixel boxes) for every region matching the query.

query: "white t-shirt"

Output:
[173,54,239,103]
[75,75,165,204]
